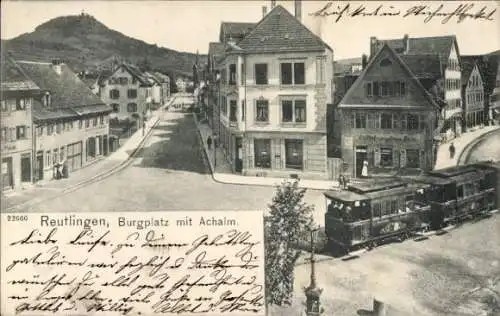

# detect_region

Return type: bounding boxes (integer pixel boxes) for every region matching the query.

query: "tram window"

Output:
[465,183,475,196]
[390,200,398,214]
[457,185,464,199]
[373,203,382,217]
[473,181,480,194]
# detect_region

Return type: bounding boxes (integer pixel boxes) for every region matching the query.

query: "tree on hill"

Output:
[265,179,315,307]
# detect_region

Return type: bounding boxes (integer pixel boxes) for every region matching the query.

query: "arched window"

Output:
[127,103,137,113]
[110,89,120,99]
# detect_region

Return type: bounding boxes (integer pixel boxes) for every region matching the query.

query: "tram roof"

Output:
[427,164,479,178]
[348,177,408,194]
[324,189,367,202]
[324,181,428,202]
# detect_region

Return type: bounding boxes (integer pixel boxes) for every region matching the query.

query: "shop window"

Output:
[380,147,393,167]
[406,149,420,168]
[285,139,303,170]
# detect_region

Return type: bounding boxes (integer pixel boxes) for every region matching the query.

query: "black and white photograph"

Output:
[1,1,499,315]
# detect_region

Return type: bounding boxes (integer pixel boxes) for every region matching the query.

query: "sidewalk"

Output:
[194,115,500,190]
[1,98,176,211]
[434,125,500,170]
[193,115,339,191]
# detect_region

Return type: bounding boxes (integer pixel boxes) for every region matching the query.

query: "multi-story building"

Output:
[215,4,334,179]
[144,72,162,106]
[483,54,500,124]
[98,63,152,123]
[370,35,463,139]
[1,55,40,191]
[153,72,171,103]
[336,43,439,178]
[460,56,486,131]
[207,42,227,128]
[17,59,112,182]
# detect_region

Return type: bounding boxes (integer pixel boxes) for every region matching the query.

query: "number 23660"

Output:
[7,215,28,222]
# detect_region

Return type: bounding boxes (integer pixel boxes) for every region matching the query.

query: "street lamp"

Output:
[304,226,324,316]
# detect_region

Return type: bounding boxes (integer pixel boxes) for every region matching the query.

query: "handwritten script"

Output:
[309,2,497,24]
[1,211,265,315]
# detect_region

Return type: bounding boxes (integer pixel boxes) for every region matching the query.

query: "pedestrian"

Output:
[338,175,345,190]
[361,160,369,178]
[207,136,212,149]
[449,142,456,159]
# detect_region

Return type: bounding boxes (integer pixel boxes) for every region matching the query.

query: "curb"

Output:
[456,127,500,165]
[192,113,337,191]
[3,109,165,212]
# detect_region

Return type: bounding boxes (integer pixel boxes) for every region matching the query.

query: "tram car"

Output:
[470,161,500,212]
[324,178,431,253]
[411,163,498,228]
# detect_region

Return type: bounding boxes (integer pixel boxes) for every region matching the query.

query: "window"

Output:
[1,100,7,111]
[100,115,104,125]
[380,147,393,167]
[48,124,54,135]
[111,104,119,112]
[229,64,236,85]
[1,127,6,142]
[46,151,51,168]
[355,113,366,128]
[407,114,419,130]
[316,56,326,84]
[254,139,271,168]
[380,58,392,67]
[127,89,137,99]
[110,89,120,99]
[79,120,83,129]
[92,117,98,126]
[255,99,269,122]
[119,77,128,85]
[366,83,373,97]
[457,185,464,199]
[280,62,305,85]
[127,103,137,113]
[37,126,44,137]
[281,99,306,123]
[373,202,382,217]
[381,113,393,129]
[285,139,303,170]
[43,93,51,107]
[229,100,237,122]
[406,149,420,168]
[241,100,245,121]
[56,123,62,134]
[16,98,26,110]
[373,82,380,96]
[85,119,90,128]
[254,64,268,85]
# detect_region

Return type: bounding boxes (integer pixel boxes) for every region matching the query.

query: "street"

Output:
[4,95,500,315]
[465,128,500,163]
[9,97,326,222]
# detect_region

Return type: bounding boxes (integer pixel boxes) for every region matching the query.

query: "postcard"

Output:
[1,1,499,315]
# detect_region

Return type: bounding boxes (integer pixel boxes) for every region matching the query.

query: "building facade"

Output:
[371,35,463,139]
[461,57,486,131]
[215,5,333,179]
[98,63,152,123]
[17,60,112,182]
[337,44,439,178]
[1,56,40,191]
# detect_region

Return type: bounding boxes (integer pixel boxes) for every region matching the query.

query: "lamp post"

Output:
[304,226,323,316]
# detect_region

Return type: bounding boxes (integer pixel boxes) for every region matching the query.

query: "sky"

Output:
[1,1,499,59]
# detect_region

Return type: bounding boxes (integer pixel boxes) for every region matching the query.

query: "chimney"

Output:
[295,0,302,22]
[403,34,409,54]
[362,54,368,70]
[370,37,378,58]
[262,6,267,18]
[51,59,63,75]
[271,0,276,9]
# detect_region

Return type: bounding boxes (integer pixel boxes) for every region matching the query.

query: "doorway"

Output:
[355,146,368,177]
[36,152,44,181]
[2,157,13,190]
[21,154,31,183]
[235,137,242,173]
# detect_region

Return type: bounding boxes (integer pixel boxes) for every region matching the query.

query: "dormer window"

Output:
[43,92,51,107]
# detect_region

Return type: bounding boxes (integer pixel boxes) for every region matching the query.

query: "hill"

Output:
[1,13,205,77]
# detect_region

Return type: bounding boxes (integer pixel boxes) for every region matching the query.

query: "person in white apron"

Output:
[361,160,368,177]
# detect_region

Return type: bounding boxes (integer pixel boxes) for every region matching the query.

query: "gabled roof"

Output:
[460,55,483,84]
[234,5,332,54]
[219,22,256,42]
[1,53,40,92]
[375,35,457,66]
[153,72,170,83]
[17,61,106,109]
[339,43,439,110]
[400,54,442,79]
[98,63,152,87]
